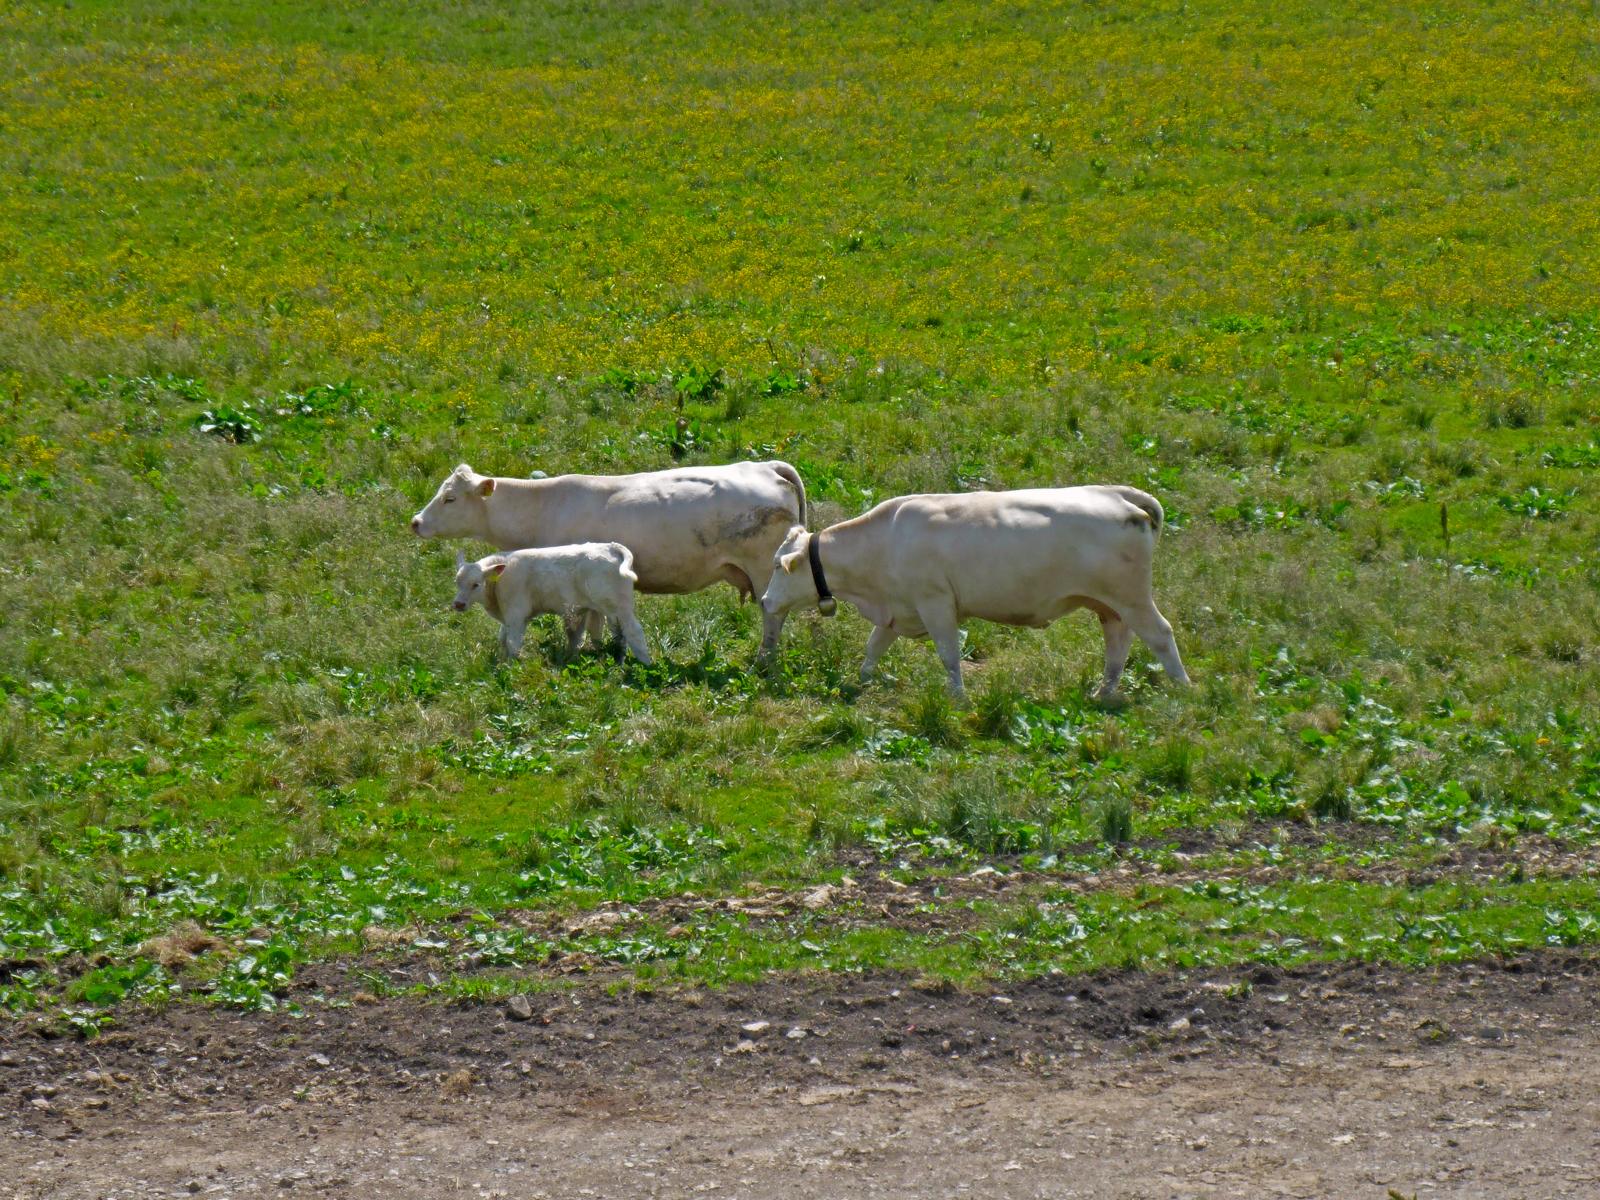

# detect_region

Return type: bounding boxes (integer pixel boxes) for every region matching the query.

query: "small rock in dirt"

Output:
[991,996,1013,1007]
[360,924,414,948]
[505,995,534,1022]
[565,910,626,935]
[800,884,841,910]
[786,1027,808,1040]
[1477,1026,1506,1041]
[308,1053,331,1068]
[728,1040,759,1055]
[797,1085,857,1106]
[351,991,379,1005]
[740,1021,771,1035]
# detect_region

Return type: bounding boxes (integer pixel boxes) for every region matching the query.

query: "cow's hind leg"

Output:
[1095,610,1135,701]
[1126,602,1190,686]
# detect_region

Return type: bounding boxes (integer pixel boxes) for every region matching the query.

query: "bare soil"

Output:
[4,951,1598,1198]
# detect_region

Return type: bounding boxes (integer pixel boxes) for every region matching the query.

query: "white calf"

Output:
[452,544,653,665]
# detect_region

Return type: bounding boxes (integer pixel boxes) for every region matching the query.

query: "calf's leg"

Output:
[498,599,532,661]
[562,609,588,658]
[611,601,654,666]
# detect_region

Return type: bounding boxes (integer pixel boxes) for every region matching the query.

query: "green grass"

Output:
[2,0,1599,1021]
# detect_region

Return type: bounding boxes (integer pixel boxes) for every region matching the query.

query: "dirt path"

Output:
[5,953,1598,1199]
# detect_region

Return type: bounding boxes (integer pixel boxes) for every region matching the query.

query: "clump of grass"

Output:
[972,682,1022,741]
[1481,392,1541,430]
[1540,627,1585,664]
[905,685,961,747]
[1140,737,1195,791]
[1310,780,1356,822]
[0,711,30,769]
[793,705,870,750]
[1095,795,1135,846]
[1403,401,1435,431]
[929,766,1043,856]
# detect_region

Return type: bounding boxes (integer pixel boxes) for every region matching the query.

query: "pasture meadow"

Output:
[1,0,1598,1023]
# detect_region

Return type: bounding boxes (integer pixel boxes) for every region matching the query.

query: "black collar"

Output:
[807,532,837,616]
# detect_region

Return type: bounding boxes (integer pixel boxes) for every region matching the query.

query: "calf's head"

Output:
[451,550,507,612]
[412,464,495,539]
[759,525,820,628]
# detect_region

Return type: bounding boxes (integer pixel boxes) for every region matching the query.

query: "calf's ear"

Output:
[779,549,805,573]
[490,560,508,576]
[455,550,466,570]
[479,477,496,496]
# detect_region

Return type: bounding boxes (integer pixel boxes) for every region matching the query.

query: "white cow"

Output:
[452,546,654,664]
[413,461,806,654]
[759,485,1190,699]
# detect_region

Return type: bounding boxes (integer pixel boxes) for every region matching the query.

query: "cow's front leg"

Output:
[917,601,965,699]
[860,625,898,682]
[759,606,786,661]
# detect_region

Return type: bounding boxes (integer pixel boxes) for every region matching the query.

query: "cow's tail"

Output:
[1107,485,1164,535]
[771,461,807,528]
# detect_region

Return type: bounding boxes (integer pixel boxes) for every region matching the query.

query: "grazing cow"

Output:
[759,485,1190,699]
[412,461,805,655]
[451,545,654,665]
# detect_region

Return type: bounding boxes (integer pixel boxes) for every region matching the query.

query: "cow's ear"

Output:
[490,559,508,576]
[479,477,496,497]
[779,549,805,573]
[455,550,467,570]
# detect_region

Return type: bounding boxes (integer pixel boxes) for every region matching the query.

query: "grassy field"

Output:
[2,0,1598,1023]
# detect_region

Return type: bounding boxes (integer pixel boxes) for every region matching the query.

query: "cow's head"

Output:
[412,463,495,539]
[759,525,819,628]
[451,549,506,612]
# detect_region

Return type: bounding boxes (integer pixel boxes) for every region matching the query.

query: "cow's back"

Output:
[525,462,801,594]
[879,487,1157,620]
